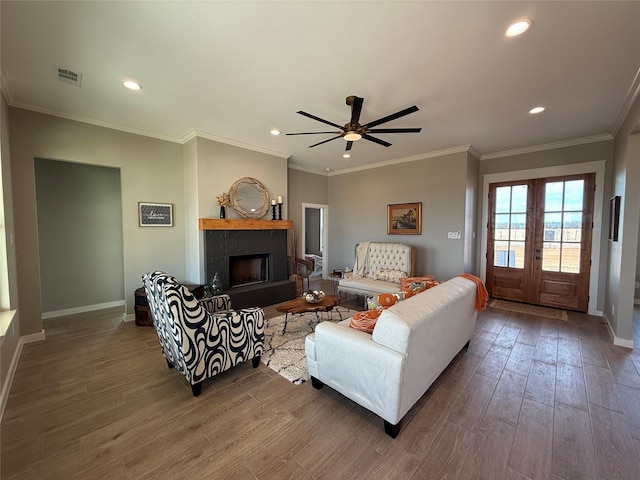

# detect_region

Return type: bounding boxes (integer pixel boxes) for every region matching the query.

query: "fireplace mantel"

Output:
[199,218,293,230]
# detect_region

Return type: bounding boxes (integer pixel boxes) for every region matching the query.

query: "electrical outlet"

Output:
[635,281,640,289]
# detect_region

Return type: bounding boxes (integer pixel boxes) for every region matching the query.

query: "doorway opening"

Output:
[486,174,595,312]
[302,203,328,279]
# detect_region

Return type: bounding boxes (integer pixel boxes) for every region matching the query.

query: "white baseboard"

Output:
[124,313,135,322]
[41,300,125,319]
[602,314,635,348]
[0,329,46,422]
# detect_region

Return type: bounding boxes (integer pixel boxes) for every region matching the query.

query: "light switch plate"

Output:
[447,231,461,239]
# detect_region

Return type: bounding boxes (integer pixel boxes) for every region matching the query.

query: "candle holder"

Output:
[271,204,277,220]
[277,203,283,220]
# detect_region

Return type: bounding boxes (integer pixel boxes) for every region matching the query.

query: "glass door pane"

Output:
[541,180,584,274]
[493,185,527,269]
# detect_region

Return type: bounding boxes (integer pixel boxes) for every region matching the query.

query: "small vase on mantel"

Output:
[219,206,226,219]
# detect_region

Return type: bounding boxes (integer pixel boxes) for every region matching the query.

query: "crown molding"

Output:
[1,73,16,104]
[287,163,330,176]
[5,98,185,143]
[611,66,640,137]
[181,129,290,158]
[480,133,614,160]
[328,145,476,176]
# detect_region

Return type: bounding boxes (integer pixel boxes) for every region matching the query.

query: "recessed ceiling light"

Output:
[506,19,532,37]
[529,106,545,114]
[122,80,142,91]
[343,153,351,158]
[270,129,280,136]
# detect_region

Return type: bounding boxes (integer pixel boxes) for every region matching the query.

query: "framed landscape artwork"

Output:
[387,202,422,235]
[139,202,173,227]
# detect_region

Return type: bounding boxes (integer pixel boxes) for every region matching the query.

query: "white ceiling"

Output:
[2,1,640,174]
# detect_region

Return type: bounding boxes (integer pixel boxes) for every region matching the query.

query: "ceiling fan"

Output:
[286,95,421,152]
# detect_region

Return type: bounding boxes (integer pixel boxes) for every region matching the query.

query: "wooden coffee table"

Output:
[276,295,340,334]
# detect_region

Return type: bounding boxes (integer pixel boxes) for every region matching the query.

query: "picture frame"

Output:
[139,202,173,227]
[387,202,422,235]
[609,195,621,241]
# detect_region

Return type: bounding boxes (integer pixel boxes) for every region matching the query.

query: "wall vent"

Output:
[55,66,82,87]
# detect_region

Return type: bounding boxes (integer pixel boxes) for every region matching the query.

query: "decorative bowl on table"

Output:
[303,290,325,304]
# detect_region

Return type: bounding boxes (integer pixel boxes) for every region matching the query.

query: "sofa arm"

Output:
[310,321,406,424]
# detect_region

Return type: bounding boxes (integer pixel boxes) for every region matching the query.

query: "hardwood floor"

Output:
[2,281,640,479]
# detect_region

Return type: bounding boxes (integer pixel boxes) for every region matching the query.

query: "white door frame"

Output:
[302,203,329,279]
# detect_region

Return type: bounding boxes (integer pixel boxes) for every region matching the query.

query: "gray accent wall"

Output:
[327,151,472,280]
[305,208,321,255]
[34,159,124,313]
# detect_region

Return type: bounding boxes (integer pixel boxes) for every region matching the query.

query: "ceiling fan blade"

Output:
[345,141,353,151]
[367,127,422,134]
[308,135,342,148]
[286,131,342,135]
[364,105,419,128]
[297,111,344,130]
[363,134,392,147]
[348,96,364,125]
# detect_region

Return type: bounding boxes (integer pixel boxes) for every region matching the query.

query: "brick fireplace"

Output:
[200,219,295,308]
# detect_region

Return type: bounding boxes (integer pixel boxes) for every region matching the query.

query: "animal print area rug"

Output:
[261,306,358,384]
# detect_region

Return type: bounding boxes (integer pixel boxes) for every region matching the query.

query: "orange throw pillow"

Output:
[349,309,383,334]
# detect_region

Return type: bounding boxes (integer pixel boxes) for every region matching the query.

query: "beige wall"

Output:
[328,151,471,280]
[8,108,186,335]
[608,89,640,341]
[1,92,21,394]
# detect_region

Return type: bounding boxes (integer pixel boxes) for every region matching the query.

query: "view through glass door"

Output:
[486,173,595,312]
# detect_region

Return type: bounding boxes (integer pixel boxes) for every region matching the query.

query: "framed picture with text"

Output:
[139,202,173,227]
[387,202,422,235]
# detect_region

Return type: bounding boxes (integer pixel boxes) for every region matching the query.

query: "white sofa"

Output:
[337,242,415,299]
[305,276,478,437]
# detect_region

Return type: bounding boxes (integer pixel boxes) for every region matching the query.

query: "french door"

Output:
[486,173,595,312]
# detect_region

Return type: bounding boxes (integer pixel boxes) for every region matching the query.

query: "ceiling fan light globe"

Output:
[344,132,362,141]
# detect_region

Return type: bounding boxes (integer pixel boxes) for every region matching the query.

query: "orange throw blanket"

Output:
[458,274,489,310]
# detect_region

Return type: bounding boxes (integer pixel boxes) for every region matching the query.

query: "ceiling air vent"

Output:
[55,66,82,87]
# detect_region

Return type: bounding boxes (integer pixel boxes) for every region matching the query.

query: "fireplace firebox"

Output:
[203,227,294,308]
[230,253,269,288]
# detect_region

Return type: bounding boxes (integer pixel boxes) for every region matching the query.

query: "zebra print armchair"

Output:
[142,272,265,396]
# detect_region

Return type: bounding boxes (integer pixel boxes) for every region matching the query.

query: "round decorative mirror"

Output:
[229,177,270,218]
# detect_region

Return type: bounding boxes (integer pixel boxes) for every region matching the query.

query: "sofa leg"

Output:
[166,359,174,369]
[384,420,401,438]
[252,356,261,368]
[310,376,324,389]
[191,382,203,397]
